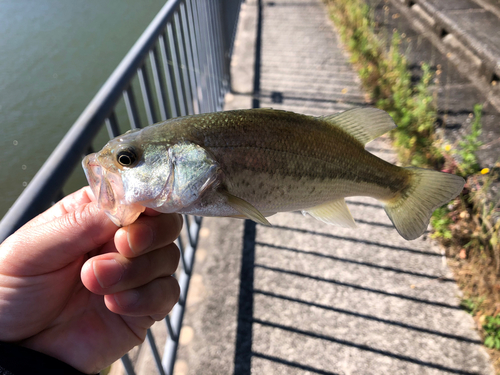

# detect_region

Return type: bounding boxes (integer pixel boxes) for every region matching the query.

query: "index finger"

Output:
[114,213,183,258]
[143,208,162,216]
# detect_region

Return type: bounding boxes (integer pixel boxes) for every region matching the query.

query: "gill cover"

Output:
[154,142,220,212]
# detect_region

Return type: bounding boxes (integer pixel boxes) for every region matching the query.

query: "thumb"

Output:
[0,201,118,276]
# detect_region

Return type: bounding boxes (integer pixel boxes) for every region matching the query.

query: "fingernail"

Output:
[127,224,154,254]
[114,290,140,307]
[93,259,124,288]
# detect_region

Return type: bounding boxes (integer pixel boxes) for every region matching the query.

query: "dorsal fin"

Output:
[319,107,396,146]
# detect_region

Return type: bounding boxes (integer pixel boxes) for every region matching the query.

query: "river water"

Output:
[0,0,166,220]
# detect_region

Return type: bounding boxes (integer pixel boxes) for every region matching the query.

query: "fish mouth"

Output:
[82,153,107,208]
[82,153,145,226]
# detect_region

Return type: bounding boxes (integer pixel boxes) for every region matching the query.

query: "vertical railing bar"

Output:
[191,0,213,112]
[166,22,187,116]
[205,0,220,106]
[180,269,187,297]
[201,2,219,112]
[186,0,206,113]
[163,302,181,374]
[165,315,177,341]
[123,86,142,129]
[105,111,121,139]
[188,217,201,250]
[183,225,200,276]
[216,0,227,103]
[173,10,194,115]
[214,0,229,103]
[218,0,233,90]
[137,65,158,125]
[194,0,216,111]
[183,214,191,231]
[180,1,200,114]
[213,0,227,109]
[161,231,197,374]
[121,354,137,375]
[183,214,196,249]
[158,33,179,118]
[177,268,188,306]
[207,0,224,105]
[162,231,199,374]
[146,329,167,375]
[176,235,188,274]
[176,20,193,117]
[149,47,169,121]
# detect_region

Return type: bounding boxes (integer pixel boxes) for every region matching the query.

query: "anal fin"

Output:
[222,191,272,226]
[302,199,356,228]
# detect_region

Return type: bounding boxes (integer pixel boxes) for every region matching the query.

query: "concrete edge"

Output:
[224,0,258,110]
[396,0,500,76]
[472,0,500,20]
[390,0,500,112]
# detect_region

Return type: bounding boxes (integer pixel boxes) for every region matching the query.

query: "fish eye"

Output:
[116,148,138,167]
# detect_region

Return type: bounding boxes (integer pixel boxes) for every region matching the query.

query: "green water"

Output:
[0,0,166,219]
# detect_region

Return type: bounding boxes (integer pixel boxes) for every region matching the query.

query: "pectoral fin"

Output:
[302,199,356,228]
[222,191,271,226]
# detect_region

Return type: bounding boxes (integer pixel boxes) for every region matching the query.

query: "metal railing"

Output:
[0,0,242,373]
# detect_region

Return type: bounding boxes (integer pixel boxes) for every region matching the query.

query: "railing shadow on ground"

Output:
[233,219,483,375]
[232,1,485,374]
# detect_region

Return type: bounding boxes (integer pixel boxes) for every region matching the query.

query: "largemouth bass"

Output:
[82,107,464,240]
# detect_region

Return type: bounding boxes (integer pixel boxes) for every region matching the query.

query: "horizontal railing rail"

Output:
[0,0,242,373]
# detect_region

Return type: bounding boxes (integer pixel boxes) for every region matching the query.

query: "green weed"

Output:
[460,296,484,315]
[328,0,438,168]
[483,315,500,350]
[456,104,483,177]
[430,206,453,240]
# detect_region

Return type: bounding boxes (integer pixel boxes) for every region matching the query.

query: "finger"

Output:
[81,243,180,294]
[143,208,161,216]
[104,276,180,318]
[0,199,117,276]
[21,187,96,229]
[114,213,182,258]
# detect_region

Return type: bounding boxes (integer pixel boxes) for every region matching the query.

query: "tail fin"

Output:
[384,168,464,240]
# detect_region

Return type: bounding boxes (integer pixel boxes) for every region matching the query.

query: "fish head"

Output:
[82,130,171,226]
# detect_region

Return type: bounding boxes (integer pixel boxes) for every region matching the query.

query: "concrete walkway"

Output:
[172,0,494,374]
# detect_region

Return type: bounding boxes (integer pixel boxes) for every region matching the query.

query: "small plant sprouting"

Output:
[483,315,500,350]
[430,206,453,240]
[460,296,484,315]
[456,104,483,177]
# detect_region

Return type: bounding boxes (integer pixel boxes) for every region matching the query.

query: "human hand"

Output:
[0,187,182,374]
